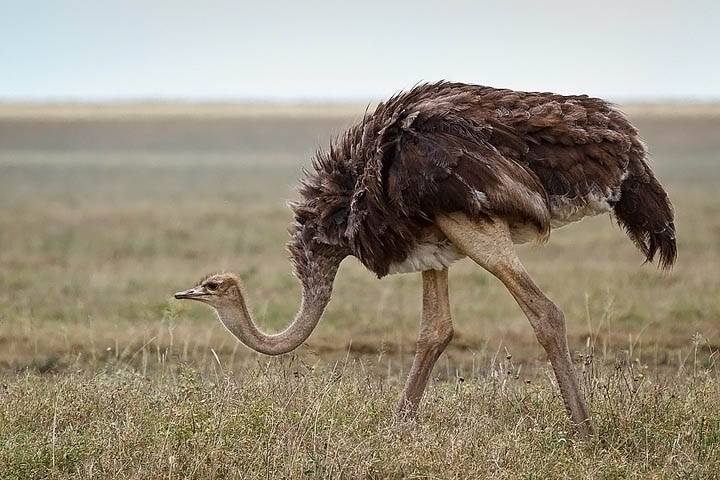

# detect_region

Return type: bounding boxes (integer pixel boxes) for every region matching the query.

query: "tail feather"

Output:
[613,171,677,270]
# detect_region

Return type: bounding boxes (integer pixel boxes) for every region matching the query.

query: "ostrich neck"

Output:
[214,253,343,356]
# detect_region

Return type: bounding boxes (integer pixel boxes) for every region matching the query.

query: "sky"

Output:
[1,0,718,102]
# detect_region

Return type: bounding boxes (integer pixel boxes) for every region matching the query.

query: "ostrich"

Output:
[174,82,676,438]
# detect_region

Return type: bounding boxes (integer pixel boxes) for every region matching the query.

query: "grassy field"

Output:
[0,104,718,478]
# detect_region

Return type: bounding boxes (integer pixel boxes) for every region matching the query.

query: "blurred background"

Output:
[1,0,718,374]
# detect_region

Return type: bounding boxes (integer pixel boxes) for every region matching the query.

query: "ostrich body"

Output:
[175,82,676,438]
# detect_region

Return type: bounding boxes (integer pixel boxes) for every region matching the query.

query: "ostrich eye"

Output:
[205,282,219,291]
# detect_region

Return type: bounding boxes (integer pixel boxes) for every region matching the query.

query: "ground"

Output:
[0,103,718,478]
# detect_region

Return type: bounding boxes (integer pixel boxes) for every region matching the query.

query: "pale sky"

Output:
[1,0,718,101]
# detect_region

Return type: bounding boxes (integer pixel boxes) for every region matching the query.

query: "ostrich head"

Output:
[174,273,243,308]
[172,256,341,356]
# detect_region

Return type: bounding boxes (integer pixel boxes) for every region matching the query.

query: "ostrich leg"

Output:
[437,212,593,438]
[396,268,454,420]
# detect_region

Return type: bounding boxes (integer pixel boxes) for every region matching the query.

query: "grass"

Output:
[0,104,719,478]
[1,356,718,479]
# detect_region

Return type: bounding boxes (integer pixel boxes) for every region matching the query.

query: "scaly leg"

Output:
[437,212,593,438]
[396,268,454,420]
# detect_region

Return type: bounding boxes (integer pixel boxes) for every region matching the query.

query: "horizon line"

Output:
[2,94,720,106]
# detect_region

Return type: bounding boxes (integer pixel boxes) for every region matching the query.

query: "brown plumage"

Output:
[290,81,676,279]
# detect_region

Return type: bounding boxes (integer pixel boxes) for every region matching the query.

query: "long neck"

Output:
[214,254,342,356]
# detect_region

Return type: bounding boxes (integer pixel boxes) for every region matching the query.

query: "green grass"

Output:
[0,106,719,478]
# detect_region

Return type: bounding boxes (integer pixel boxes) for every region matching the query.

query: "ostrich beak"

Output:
[174,287,207,300]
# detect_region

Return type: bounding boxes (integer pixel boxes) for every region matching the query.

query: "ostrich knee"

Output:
[529,300,567,354]
[416,318,453,358]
